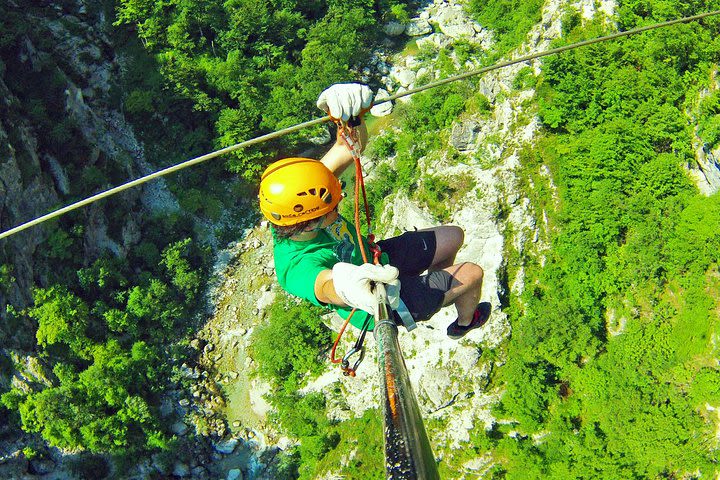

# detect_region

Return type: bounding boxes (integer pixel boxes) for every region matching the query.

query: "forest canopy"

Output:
[115,0,420,178]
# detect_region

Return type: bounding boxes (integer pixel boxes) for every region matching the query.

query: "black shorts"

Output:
[376,231,454,322]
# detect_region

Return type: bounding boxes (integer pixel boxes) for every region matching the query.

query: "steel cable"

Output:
[1,10,718,240]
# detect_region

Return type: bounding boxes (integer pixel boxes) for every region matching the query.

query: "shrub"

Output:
[250,297,331,385]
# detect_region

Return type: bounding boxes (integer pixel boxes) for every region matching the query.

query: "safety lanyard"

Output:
[329,119,381,376]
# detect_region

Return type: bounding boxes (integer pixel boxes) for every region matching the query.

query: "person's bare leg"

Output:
[440,262,484,326]
[420,225,464,270]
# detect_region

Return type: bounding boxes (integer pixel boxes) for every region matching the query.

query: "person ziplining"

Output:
[258,84,491,341]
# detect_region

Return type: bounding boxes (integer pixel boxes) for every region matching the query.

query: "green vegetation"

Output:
[468,0,545,60]
[251,298,331,387]
[698,88,720,147]
[3,0,720,476]
[1,237,208,454]
[416,172,477,222]
[249,296,384,479]
[469,3,720,477]
[359,83,477,225]
[115,0,422,180]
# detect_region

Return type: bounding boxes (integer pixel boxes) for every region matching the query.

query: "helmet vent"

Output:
[309,188,317,195]
[297,192,307,196]
[319,188,332,204]
[293,204,304,212]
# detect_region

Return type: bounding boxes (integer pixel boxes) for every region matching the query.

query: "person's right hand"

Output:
[331,262,400,314]
[317,84,373,122]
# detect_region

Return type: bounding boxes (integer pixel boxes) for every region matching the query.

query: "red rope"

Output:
[328,124,380,376]
[330,311,354,364]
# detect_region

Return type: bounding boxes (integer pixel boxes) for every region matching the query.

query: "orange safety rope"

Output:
[329,121,380,377]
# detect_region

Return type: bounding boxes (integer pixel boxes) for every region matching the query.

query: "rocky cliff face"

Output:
[0,3,177,475]
[0,1,172,317]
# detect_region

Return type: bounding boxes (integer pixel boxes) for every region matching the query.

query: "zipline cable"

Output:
[1,10,719,241]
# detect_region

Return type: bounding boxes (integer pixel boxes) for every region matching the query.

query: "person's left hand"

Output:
[317,83,373,122]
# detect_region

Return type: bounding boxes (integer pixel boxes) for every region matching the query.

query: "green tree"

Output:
[30,286,93,359]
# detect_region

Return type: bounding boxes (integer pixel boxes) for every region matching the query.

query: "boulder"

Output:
[28,456,56,475]
[436,6,478,38]
[171,421,188,436]
[395,86,413,104]
[371,88,394,117]
[416,33,452,50]
[173,462,190,477]
[256,290,275,311]
[214,438,239,455]
[191,466,210,479]
[308,125,332,145]
[390,67,416,88]
[406,19,432,36]
[690,143,720,195]
[227,468,244,480]
[450,121,481,151]
[383,21,406,36]
[419,367,455,409]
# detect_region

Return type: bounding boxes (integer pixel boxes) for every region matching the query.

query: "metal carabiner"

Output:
[341,316,371,377]
[341,345,365,377]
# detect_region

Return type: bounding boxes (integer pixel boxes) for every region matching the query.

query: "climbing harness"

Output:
[1,11,718,241]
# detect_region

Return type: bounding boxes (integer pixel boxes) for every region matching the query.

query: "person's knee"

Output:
[449,262,483,288]
[464,262,483,286]
[447,225,464,250]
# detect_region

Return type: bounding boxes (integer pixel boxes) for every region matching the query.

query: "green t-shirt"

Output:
[272,214,388,329]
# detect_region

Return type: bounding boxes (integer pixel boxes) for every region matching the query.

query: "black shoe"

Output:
[447,302,491,339]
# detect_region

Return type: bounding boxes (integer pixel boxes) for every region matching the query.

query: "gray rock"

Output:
[406,19,432,36]
[308,125,332,145]
[159,398,174,417]
[371,89,394,118]
[172,462,190,477]
[416,33,452,50]
[420,367,455,409]
[450,121,481,151]
[395,86,413,104]
[381,75,395,91]
[227,468,244,480]
[27,454,70,477]
[256,290,276,311]
[171,421,188,436]
[45,154,70,195]
[191,466,210,479]
[436,5,478,38]
[383,21,406,36]
[691,143,720,195]
[153,453,171,475]
[214,438,239,454]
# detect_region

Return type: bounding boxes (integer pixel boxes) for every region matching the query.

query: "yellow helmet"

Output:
[259,158,342,226]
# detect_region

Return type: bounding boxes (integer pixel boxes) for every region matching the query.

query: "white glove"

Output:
[317,84,373,122]
[332,262,400,315]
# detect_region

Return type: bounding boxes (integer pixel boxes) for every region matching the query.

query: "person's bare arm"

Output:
[320,120,368,177]
[314,269,348,306]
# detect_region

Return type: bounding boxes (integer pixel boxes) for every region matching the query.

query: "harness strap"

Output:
[395,298,417,332]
